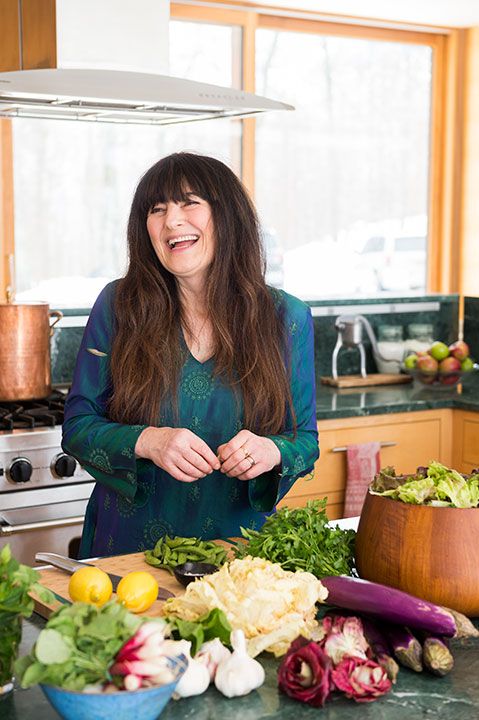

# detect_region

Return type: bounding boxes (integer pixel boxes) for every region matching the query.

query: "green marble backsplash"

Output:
[51,326,86,385]
[51,308,89,385]
[464,296,479,362]
[310,294,459,381]
[51,294,460,386]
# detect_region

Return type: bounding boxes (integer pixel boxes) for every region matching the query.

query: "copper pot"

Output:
[0,303,63,401]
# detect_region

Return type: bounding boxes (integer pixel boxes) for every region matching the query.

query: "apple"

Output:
[416,354,438,383]
[429,341,450,361]
[461,357,475,372]
[404,353,418,369]
[449,340,470,361]
[417,355,438,374]
[438,356,461,385]
[438,356,461,374]
[439,373,460,386]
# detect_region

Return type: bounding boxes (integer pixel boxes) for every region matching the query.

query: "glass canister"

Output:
[375,325,405,373]
[405,323,434,355]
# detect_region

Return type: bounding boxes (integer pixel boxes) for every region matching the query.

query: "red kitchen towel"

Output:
[343,442,381,518]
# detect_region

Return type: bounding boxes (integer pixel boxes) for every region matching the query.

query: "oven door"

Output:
[0,499,88,565]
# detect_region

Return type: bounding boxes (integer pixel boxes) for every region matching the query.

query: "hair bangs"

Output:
[137,154,214,216]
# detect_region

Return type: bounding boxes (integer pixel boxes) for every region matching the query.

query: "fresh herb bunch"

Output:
[16,601,142,691]
[235,499,356,577]
[0,544,55,617]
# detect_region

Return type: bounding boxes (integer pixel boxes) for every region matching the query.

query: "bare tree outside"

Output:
[255,30,431,298]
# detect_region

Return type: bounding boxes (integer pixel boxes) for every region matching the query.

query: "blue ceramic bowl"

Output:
[40,654,187,720]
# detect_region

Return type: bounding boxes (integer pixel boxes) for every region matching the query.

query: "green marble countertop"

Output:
[316,374,479,420]
[3,614,479,719]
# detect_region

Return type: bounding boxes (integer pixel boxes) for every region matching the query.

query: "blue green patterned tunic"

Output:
[62,281,319,557]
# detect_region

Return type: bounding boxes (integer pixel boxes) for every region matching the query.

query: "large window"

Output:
[12,20,242,307]
[8,7,441,305]
[255,29,432,299]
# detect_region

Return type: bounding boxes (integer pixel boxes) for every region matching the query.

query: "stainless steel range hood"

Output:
[0,68,294,126]
[0,0,293,126]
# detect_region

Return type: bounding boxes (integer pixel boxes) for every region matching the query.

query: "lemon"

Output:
[116,571,158,613]
[68,566,113,606]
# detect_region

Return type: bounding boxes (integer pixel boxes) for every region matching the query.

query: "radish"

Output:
[321,576,457,636]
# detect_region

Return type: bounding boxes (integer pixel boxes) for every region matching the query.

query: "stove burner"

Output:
[0,391,66,430]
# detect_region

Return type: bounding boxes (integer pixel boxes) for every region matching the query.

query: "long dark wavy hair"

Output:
[108,152,295,435]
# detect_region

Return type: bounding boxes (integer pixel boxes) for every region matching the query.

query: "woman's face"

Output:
[146,191,215,284]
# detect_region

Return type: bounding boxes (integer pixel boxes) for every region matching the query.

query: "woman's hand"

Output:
[135,427,221,483]
[217,429,281,481]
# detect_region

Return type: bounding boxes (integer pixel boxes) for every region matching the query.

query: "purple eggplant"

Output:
[442,607,479,638]
[321,576,457,637]
[384,625,423,672]
[422,636,454,677]
[361,617,399,683]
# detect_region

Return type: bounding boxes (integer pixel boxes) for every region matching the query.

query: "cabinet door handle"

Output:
[331,441,397,453]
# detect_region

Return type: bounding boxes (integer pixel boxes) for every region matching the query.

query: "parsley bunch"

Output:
[235,499,356,577]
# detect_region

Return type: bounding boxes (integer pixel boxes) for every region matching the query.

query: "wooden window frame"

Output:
[0,3,465,299]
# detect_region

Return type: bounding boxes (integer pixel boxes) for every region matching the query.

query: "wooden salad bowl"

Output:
[355,491,479,616]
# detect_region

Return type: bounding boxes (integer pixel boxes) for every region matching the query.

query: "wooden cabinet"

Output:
[278,408,454,519]
[0,0,56,72]
[452,410,479,472]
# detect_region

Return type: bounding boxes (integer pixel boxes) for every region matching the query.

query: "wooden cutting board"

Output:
[321,373,413,388]
[33,541,233,619]
[33,552,181,619]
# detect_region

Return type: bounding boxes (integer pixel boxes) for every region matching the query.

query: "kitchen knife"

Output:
[35,552,175,600]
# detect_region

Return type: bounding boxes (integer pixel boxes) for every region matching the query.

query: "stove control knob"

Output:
[7,457,33,484]
[52,453,77,478]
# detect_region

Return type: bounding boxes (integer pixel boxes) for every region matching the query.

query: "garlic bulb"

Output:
[197,638,232,681]
[174,641,210,698]
[215,630,265,698]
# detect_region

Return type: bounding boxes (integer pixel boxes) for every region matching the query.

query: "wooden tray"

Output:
[320,373,413,388]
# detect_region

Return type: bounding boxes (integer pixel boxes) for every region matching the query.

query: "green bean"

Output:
[144,551,162,567]
[145,535,229,570]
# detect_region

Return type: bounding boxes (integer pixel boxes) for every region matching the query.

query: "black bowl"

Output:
[173,562,219,587]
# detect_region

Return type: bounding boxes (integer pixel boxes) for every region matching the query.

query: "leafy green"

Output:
[370,465,405,493]
[370,461,479,508]
[0,544,55,617]
[370,466,428,495]
[16,600,142,690]
[396,477,436,504]
[234,499,356,577]
[167,608,232,656]
[0,545,57,689]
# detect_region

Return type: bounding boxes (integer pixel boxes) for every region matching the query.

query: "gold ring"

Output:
[248,455,256,467]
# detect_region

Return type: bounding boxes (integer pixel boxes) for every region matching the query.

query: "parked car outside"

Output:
[356,234,427,292]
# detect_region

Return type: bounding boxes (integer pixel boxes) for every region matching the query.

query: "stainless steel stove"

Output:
[0,391,95,565]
